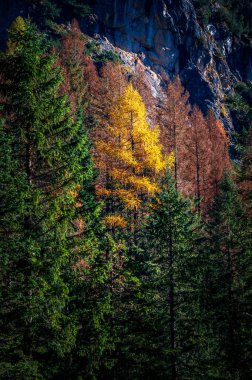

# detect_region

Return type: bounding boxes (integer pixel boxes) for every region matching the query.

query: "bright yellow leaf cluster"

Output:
[115,189,141,209]
[166,151,175,169]
[107,84,166,173]
[94,83,167,215]
[104,215,127,228]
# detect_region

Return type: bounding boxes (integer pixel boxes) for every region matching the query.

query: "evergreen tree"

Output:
[0,111,37,377]
[118,175,204,379]
[61,108,114,380]
[0,18,104,378]
[203,174,252,379]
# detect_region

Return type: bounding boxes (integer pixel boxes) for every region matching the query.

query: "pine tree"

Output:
[237,128,252,215]
[203,174,252,379]
[134,174,203,379]
[0,110,38,377]
[62,108,115,379]
[0,18,103,378]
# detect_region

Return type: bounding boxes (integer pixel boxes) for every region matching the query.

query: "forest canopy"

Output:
[0,14,251,380]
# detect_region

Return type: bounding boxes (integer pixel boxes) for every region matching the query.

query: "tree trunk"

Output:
[195,138,201,214]
[173,124,178,191]
[168,207,176,380]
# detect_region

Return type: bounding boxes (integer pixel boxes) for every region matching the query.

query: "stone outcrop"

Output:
[83,0,251,126]
[0,0,251,128]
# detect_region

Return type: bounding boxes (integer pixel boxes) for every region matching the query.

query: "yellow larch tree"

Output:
[94,83,170,228]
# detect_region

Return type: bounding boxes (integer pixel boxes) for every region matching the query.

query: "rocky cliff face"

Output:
[0,0,251,127]
[83,0,251,127]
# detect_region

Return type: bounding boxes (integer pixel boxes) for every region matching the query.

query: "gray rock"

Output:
[0,0,251,130]
[83,0,251,127]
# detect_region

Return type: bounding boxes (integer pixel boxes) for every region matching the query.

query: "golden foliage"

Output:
[165,151,175,169]
[94,83,166,216]
[104,215,127,228]
[115,189,141,209]
[69,190,78,198]
[107,84,165,173]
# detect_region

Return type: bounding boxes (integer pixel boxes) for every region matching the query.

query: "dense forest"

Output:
[0,10,251,380]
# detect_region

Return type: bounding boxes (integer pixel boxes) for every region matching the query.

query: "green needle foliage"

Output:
[0,18,106,379]
[203,174,252,379]
[25,0,91,27]
[126,174,204,379]
[0,12,251,380]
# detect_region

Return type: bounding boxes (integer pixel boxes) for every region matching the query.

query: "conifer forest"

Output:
[0,1,251,379]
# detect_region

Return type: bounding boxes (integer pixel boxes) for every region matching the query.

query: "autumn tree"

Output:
[58,19,86,110]
[58,19,100,118]
[180,106,212,213]
[131,63,157,127]
[94,83,168,231]
[158,76,190,189]
[98,61,128,122]
[206,110,231,199]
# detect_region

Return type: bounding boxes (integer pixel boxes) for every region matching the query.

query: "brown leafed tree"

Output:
[206,110,231,199]
[58,19,101,119]
[181,106,212,213]
[58,19,87,111]
[99,61,128,119]
[158,76,190,189]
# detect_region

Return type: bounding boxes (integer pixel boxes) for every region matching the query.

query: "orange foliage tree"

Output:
[180,106,212,213]
[99,62,128,120]
[206,110,231,197]
[158,76,190,189]
[179,107,231,213]
[158,75,231,212]
[58,19,100,117]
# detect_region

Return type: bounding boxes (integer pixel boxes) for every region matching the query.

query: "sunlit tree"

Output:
[94,83,169,230]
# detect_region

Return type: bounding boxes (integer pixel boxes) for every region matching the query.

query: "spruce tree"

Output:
[0,18,103,378]
[203,174,252,379]
[116,174,203,379]
[144,175,204,379]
